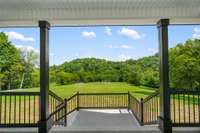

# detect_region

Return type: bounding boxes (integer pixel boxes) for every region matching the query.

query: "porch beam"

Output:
[157,19,172,133]
[38,21,51,133]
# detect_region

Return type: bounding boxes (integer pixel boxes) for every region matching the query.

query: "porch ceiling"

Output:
[0,0,200,27]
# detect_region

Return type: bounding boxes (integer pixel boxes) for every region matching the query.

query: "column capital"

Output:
[157,19,169,28]
[39,21,50,29]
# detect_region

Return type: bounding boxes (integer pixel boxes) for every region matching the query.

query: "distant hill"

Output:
[50,39,200,90]
[50,55,159,88]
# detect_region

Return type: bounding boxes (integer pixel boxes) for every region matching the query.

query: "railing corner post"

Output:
[77,92,79,111]
[128,91,130,110]
[140,98,144,126]
[64,98,67,127]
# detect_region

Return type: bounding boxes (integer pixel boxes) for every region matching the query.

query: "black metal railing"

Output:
[79,92,128,109]
[129,92,143,125]
[48,90,66,126]
[170,89,200,127]
[47,99,67,126]
[49,90,64,115]
[1,89,199,128]
[66,93,78,115]
[0,91,40,127]
[47,92,78,127]
[143,91,160,125]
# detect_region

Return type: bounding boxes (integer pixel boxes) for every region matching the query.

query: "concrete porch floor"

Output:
[0,109,200,133]
[66,109,140,129]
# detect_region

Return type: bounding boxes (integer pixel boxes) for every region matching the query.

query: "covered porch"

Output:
[0,0,200,133]
[1,109,200,133]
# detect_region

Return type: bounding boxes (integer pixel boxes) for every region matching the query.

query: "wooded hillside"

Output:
[0,31,199,90]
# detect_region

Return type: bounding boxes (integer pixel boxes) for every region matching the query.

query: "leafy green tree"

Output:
[128,66,142,86]
[31,69,40,87]
[169,39,200,89]
[18,47,39,88]
[55,71,78,85]
[0,32,23,90]
[141,68,159,88]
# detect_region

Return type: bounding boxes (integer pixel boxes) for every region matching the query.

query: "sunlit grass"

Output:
[14,82,156,99]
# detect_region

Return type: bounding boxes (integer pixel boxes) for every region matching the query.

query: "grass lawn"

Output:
[1,82,199,124]
[15,82,157,99]
[0,82,156,124]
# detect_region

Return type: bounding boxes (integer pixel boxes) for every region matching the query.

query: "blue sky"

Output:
[0,25,200,65]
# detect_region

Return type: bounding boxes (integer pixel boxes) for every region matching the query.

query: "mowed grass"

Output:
[1,82,199,124]
[0,82,156,124]
[15,82,157,99]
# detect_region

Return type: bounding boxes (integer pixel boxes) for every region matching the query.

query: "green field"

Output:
[16,82,156,99]
[0,82,157,124]
[1,82,199,124]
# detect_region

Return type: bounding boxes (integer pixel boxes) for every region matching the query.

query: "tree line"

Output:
[0,32,39,90]
[51,39,200,90]
[0,32,199,90]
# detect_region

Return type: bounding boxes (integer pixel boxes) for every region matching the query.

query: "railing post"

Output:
[140,98,144,126]
[64,99,67,127]
[157,19,172,133]
[38,20,51,133]
[128,91,130,110]
[77,92,79,111]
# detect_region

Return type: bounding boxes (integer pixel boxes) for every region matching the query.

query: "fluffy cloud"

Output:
[192,28,200,39]
[105,27,112,36]
[108,44,134,49]
[5,31,35,42]
[148,48,157,54]
[15,45,39,53]
[81,31,96,38]
[118,27,145,39]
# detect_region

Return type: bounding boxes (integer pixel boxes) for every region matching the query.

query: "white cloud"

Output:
[118,54,132,61]
[192,27,200,39]
[194,28,200,33]
[5,31,35,42]
[81,31,96,38]
[108,44,134,49]
[105,27,112,36]
[118,27,145,39]
[148,48,157,54]
[15,45,39,53]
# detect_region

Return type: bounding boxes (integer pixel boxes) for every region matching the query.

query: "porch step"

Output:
[50,127,162,133]
[50,127,200,133]
[0,127,199,133]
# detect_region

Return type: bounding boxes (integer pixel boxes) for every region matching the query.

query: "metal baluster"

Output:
[34,96,35,123]
[0,95,2,124]
[4,96,7,124]
[188,94,190,124]
[24,96,26,124]
[178,93,180,123]
[14,96,16,124]
[183,93,186,123]
[193,94,195,123]
[19,96,21,124]
[9,95,11,125]
[29,95,30,124]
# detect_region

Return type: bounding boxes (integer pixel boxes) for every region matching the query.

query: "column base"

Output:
[158,116,172,133]
[38,119,53,133]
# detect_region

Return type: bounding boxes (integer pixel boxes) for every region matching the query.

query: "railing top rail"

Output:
[48,102,66,119]
[170,89,200,94]
[49,90,63,102]
[143,91,159,103]
[79,92,129,95]
[0,91,40,96]
[67,93,78,101]
[129,93,140,103]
